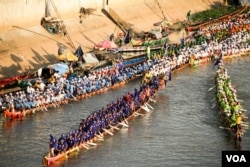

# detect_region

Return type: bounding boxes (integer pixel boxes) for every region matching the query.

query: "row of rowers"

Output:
[171,29,250,66]
[215,62,244,118]
[49,76,161,157]
[215,62,246,130]
[197,14,250,38]
[0,57,172,113]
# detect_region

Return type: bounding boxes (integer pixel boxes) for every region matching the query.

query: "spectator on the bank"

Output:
[58,44,64,55]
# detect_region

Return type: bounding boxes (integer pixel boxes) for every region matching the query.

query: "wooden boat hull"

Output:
[4,110,23,119]
[0,73,35,90]
[42,76,163,165]
[185,5,248,32]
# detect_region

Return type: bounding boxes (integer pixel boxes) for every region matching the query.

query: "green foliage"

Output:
[191,5,240,23]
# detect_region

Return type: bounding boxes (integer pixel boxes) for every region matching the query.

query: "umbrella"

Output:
[57,52,78,61]
[50,63,69,75]
[94,40,118,50]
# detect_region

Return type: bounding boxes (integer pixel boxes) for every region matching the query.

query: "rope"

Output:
[48,0,76,50]
[156,0,166,20]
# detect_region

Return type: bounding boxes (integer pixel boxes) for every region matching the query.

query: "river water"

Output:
[0,56,250,167]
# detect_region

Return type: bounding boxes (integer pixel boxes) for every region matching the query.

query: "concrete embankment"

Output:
[0,0,223,78]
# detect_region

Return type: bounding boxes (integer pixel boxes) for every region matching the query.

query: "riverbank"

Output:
[0,0,223,79]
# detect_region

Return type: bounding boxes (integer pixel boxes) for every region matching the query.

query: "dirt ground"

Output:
[0,0,223,79]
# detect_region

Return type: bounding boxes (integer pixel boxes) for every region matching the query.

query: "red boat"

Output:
[3,110,23,119]
[0,73,35,90]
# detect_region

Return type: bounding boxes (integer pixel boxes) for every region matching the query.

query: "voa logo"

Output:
[226,155,247,163]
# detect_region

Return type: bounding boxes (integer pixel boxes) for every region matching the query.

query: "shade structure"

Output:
[57,52,78,62]
[153,20,173,26]
[94,40,118,50]
[50,63,69,75]
[37,63,69,77]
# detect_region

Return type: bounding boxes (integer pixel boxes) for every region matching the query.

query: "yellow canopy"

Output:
[57,52,78,62]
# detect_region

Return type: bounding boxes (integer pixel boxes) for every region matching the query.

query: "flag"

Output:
[124,29,131,44]
[213,53,222,69]
[74,45,84,57]
[168,67,172,81]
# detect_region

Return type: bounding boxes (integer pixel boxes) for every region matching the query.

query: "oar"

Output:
[145,103,154,109]
[32,109,36,114]
[110,125,119,130]
[219,126,230,130]
[241,123,249,127]
[149,98,156,103]
[211,104,216,109]
[87,142,97,146]
[141,105,150,112]
[81,143,90,150]
[133,112,143,117]
[208,86,215,91]
[103,128,113,136]
[210,98,216,103]
[69,93,77,101]
[121,115,129,124]
[119,122,129,127]
[95,134,104,139]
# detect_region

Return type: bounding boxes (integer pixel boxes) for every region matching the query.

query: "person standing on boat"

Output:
[109,33,114,41]
[58,44,64,55]
[147,46,151,60]
[186,10,191,21]
[49,135,57,157]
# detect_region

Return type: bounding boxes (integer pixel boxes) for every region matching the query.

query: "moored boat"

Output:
[0,72,35,90]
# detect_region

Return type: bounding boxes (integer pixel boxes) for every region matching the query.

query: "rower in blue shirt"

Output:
[49,134,57,157]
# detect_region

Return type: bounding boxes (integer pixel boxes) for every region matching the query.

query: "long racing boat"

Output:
[214,61,248,141]
[42,75,165,166]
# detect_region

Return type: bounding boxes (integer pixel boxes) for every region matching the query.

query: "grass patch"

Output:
[190,5,241,24]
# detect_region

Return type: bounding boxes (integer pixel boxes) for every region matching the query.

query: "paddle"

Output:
[145,103,154,109]
[241,123,249,127]
[141,105,150,112]
[149,98,156,103]
[119,122,129,127]
[87,141,97,146]
[240,109,247,112]
[208,86,215,92]
[133,112,144,117]
[32,109,36,114]
[103,128,113,136]
[81,143,90,150]
[219,126,230,130]
[211,104,216,109]
[121,115,129,125]
[110,125,119,130]
[95,134,104,139]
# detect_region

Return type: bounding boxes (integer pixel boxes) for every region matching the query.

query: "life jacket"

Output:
[236,115,242,125]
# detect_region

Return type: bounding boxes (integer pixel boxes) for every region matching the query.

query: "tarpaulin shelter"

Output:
[57,52,78,62]
[94,40,118,50]
[37,63,69,78]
